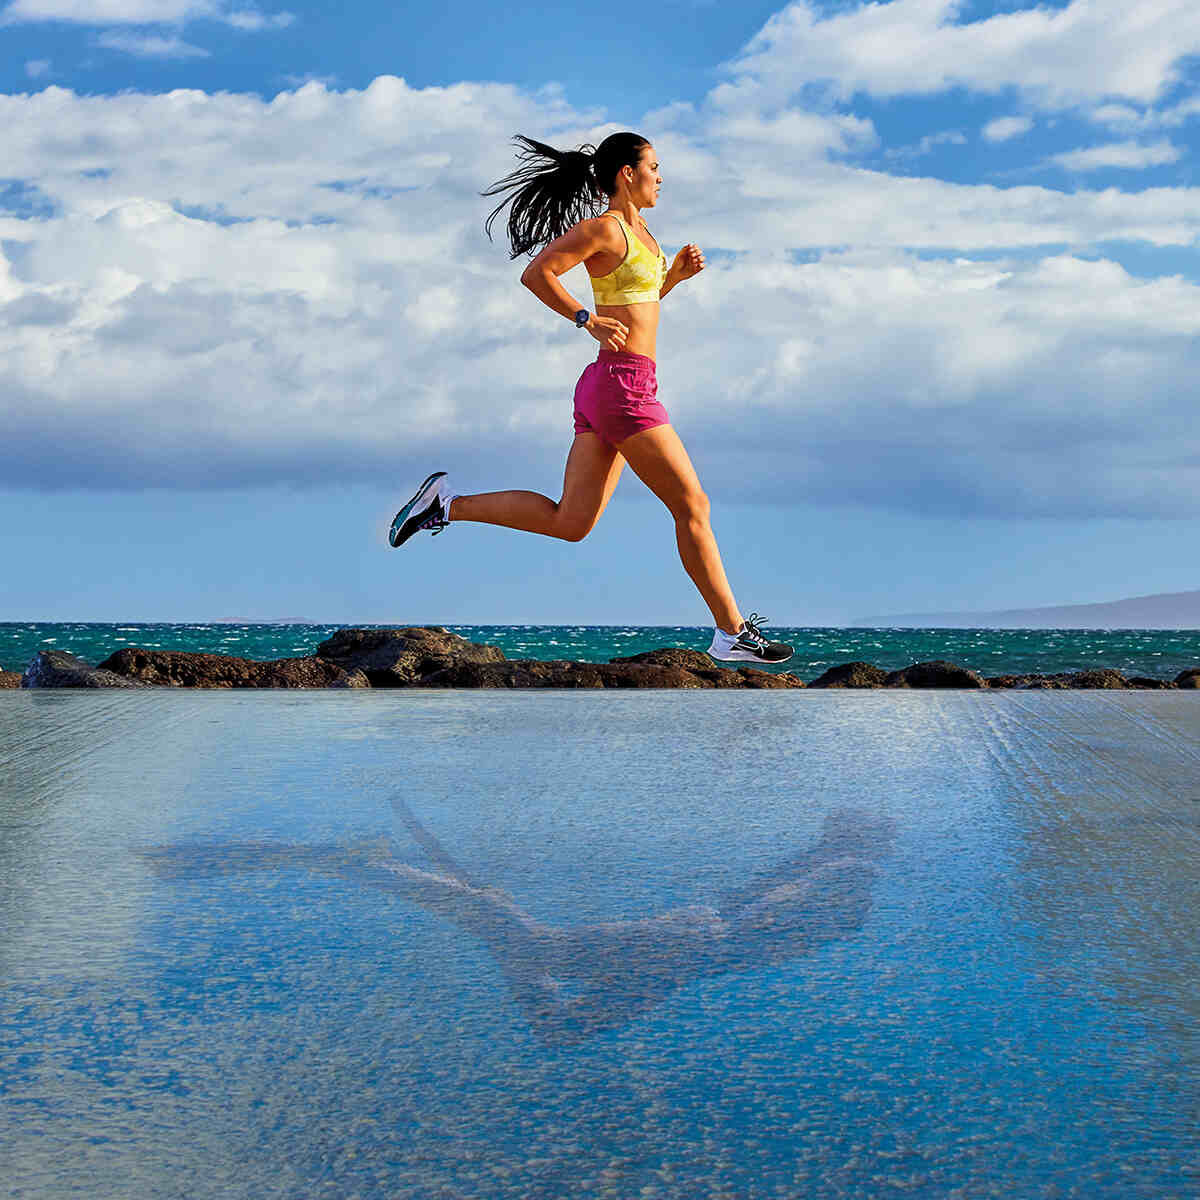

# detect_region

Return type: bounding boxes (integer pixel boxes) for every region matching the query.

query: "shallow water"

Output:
[1,691,1197,1198]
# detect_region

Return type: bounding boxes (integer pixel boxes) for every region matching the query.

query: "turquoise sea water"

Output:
[3,622,1200,680]
[1,690,1197,1198]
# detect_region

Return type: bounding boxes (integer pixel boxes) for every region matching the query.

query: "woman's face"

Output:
[621,144,661,208]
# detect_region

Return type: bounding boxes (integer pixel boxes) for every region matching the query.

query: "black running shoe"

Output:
[389,471,450,548]
[708,613,794,664]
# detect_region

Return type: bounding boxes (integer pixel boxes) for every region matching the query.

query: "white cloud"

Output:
[6,0,214,20]
[722,0,1200,109]
[24,58,50,77]
[675,250,1200,517]
[1090,96,1200,133]
[1053,139,1182,172]
[224,9,293,30]
[282,71,339,89]
[669,161,1200,252]
[983,116,1033,143]
[705,107,878,159]
[1089,104,1147,131]
[885,129,966,160]
[2,78,1200,520]
[1163,96,1200,127]
[2,0,292,29]
[96,31,209,58]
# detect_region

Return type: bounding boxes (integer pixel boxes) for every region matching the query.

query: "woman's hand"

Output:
[671,243,705,282]
[587,314,628,351]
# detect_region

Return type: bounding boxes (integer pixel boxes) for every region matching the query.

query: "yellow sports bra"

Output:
[589,212,667,306]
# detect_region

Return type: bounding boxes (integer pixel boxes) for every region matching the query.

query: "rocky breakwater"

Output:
[7,630,1199,690]
[417,646,803,689]
[14,627,803,690]
[807,659,1199,689]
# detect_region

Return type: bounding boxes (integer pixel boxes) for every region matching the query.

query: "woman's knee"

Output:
[553,512,595,542]
[675,488,710,525]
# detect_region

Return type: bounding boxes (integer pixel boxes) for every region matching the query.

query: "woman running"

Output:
[388,132,793,665]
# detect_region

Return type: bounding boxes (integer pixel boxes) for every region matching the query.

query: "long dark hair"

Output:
[482,131,650,258]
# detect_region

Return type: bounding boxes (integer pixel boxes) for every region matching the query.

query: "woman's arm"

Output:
[659,242,706,301]
[520,219,629,349]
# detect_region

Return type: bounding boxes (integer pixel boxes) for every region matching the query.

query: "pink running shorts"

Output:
[572,349,670,446]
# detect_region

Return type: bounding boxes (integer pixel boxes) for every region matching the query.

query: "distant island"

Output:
[852,588,1200,630]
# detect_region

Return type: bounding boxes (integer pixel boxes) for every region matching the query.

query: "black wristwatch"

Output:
[574,309,590,329]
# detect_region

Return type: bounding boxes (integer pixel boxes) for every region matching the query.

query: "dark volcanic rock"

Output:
[98,648,365,689]
[989,669,1141,689]
[421,660,692,689]
[1175,668,1200,689]
[610,647,792,687]
[316,626,505,687]
[987,674,1071,690]
[808,662,888,689]
[1063,669,1129,689]
[1126,676,1175,689]
[23,650,147,688]
[317,629,805,689]
[1,669,24,689]
[420,656,804,689]
[736,667,805,689]
[884,660,986,689]
[611,648,716,671]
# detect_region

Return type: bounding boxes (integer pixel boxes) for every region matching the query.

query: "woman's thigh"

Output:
[558,433,626,536]
[615,424,705,517]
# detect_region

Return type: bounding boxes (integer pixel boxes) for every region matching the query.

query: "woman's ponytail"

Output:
[482,131,649,258]
[482,136,601,259]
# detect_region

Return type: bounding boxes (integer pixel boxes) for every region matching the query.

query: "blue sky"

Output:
[3,0,1200,625]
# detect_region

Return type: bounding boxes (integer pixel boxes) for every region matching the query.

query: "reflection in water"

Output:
[5,692,1199,1198]
[141,802,895,1045]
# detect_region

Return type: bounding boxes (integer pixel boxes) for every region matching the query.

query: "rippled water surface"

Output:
[1,691,1197,1198]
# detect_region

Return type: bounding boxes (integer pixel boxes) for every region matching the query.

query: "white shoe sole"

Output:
[708,641,794,664]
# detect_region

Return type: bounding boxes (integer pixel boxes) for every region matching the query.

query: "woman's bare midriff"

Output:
[595,301,660,360]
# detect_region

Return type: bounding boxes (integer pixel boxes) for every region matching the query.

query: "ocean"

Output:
[4,621,1200,681]
[1,688,1196,1198]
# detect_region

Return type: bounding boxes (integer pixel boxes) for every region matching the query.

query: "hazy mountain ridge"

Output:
[852,589,1200,630]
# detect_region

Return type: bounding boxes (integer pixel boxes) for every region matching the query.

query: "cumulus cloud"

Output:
[1,76,1200,521]
[983,116,1033,143]
[1052,139,1182,171]
[722,0,1200,109]
[97,32,209,58]
[677,251,1200,518]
